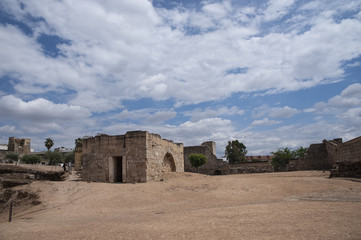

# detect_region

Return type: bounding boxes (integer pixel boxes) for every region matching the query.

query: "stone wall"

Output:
[184,142,228,175]
[337,136,361,163]
[8,137,31,155]
[228,161,274,174]
[145,133,184,181]
[298,143,329,170]
[74,146,82,171]
[184,142,274,175]
[298,136,361,172]
[81,131,183,183]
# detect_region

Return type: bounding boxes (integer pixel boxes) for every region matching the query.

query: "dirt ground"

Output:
[1,169,361,240]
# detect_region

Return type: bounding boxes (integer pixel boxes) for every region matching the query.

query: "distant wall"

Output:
[298,136,361,172]
[8,137,31,155]
[228,161,274,174]
[184,142,228,175]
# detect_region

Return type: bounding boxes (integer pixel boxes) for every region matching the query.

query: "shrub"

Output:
[189,153,207,173]
[46,151,64,165]
[22,155,42,164]
[64,151,75,164]
[5,153,19,163]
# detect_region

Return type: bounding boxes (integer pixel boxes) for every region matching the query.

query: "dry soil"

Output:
[1,169,361,240]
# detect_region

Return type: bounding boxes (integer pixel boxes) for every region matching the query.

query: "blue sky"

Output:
[0,0,361,156]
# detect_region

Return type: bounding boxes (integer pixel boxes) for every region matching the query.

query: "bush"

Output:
[64,151,75,164]
[22,155,42,164]
[46,151,64,165]
[189,153,207,172]
[5,153,19,163]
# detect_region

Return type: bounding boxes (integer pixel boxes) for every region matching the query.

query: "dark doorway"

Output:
[214,170,222,175]
[115,157,123,182]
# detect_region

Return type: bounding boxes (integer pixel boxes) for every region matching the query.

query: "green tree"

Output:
[189,153,207,173]
[271,147,296,171]
[75,138,83,148]
[5,153,19,163]
[46,151,63,165]
[45,138,54,151]
[22,155,41,164]
[225,140,247,163]
[294,147,308,159]
[64,151,75,164]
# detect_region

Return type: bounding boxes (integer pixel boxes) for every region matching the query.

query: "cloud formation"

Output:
[0,0,360,154]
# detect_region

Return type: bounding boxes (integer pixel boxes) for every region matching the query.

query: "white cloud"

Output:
[1,0,360,111]
[0,95,91,121]
[118,109,176,124]
[329,83,361,108]
[306,83,361,112]
[253,105,299,119]
[263,0,296,21]
[250,118,282,127]
[183,106,245,122]
[0,125,19,135]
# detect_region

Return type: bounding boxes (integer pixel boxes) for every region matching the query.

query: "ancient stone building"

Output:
[81,131,184,183]
[7,137,31,155]
[298,136,361,176]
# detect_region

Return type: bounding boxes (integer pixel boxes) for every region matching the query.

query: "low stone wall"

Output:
[330,161,361,178]
[228,161,274,174]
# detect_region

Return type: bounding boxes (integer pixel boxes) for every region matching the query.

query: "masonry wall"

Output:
[228,161,274,174]
[81,131,184,183]
[82,132,147,183]
[336,136,361,163]
[8,137,31,155]
[74,146,82,171]
[145,133,184,181]
[298,143,329,170]
[184,142,228,175]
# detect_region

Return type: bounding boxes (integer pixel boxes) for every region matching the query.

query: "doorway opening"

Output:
[114,156,123,182]
[163,153,176,172]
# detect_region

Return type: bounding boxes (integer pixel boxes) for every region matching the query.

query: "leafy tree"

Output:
[45,138,54,151]
[5,153,19,163]
[225,140,247,163]
[22,155,41,164]
[75,138,83,148]
[64,151,75,164]
[46,151,63,165]
[294,147,308,159]
[271,147,296,171]
[189,153,207,173]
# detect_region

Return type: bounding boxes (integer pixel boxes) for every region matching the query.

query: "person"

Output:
[63,163,66,172]
[68,162,72,174]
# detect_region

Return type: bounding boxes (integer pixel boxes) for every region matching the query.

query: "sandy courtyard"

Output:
[1,170,361,240]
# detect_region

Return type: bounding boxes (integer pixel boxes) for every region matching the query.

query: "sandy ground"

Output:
[1,170,361,240]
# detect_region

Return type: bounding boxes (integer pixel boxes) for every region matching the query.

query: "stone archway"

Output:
[163,153,176,172]
[214,170,222,175]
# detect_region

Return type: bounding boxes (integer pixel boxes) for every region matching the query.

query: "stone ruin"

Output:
[0,137,31,162]
[298,136,361,177]
[78,131,361,183]
[184,141,274,175]
[81,131,184,183]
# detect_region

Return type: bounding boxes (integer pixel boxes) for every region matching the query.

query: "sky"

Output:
[0,0,361,156]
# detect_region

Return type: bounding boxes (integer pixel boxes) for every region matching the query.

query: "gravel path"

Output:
[1,171,361,240]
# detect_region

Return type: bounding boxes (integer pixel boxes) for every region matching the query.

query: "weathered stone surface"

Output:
[298,136,361,173]
[81,131,183,183]
[184,142,273,175]
[184,141,229,175]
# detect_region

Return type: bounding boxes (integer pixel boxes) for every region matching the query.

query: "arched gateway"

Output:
[163,153,176,172]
